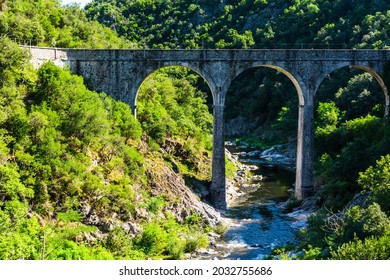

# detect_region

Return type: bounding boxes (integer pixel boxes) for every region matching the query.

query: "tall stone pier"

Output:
[27,47,390,208]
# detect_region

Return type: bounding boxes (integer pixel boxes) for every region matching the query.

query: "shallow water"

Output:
[199,147,298,260]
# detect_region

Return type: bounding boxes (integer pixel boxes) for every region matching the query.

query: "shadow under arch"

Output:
[231,64,305,106]
[259,65,304,106]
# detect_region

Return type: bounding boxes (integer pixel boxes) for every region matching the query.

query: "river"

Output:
[198,144,300,260]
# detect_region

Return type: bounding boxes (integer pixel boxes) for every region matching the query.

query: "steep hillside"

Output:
[85,0,390,49]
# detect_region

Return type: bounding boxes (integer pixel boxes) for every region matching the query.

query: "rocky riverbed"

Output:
[193,142,315,260]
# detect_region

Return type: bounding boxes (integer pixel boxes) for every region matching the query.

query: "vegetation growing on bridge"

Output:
[0,0,390,260]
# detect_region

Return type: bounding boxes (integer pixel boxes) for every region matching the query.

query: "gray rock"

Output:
[123,222,142,236]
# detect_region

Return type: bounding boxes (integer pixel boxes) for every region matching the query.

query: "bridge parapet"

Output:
[60,48,390,61]
[25,46,68,69]
[25,47,390,62]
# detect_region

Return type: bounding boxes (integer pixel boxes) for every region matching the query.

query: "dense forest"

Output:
[0,0,390,259]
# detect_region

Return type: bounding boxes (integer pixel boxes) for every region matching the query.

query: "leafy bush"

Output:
[330,235,390,260]
[147,195,167,214]
[136,222,168,256]
[165,234,186,260]
[341,204,390,242]
[46,240,114,260]
[184,232,208,253]
[0,212,41,260]
[358,155,390,214]
[104,227,137,259]
[301,211,329,249]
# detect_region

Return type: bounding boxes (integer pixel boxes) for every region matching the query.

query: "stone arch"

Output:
[133,63,229,208]
[231,64,304,106]
[306,62,390,203]
[225,64,306,201]
[351,65,389,121]
[261,65,304,106]
[315,63,389,121]
[133,63,215,118]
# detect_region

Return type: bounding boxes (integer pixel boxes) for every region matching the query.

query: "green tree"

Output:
[331,235,390,260]
[358,155,390,214]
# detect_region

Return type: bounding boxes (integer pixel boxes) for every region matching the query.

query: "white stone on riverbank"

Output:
[287,210,312,229]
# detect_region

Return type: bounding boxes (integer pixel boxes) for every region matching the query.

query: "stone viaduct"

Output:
[27,47,390,209]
